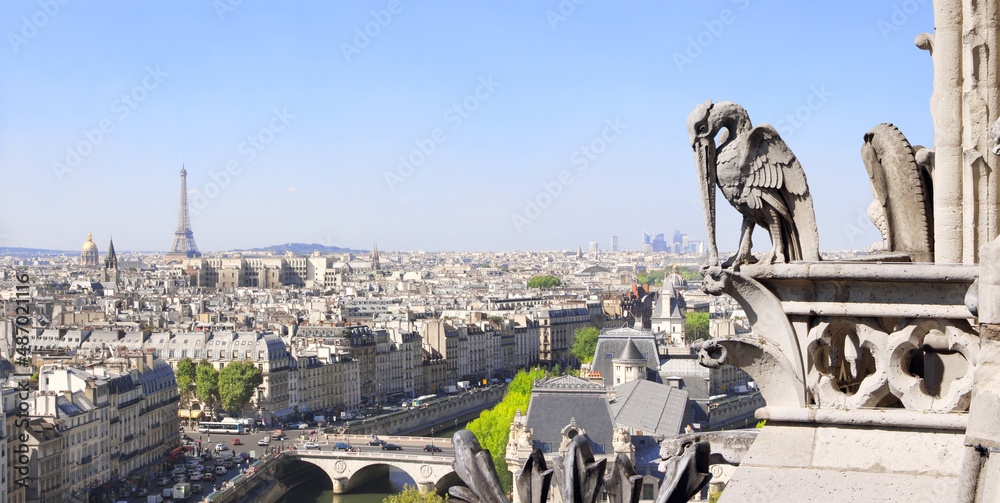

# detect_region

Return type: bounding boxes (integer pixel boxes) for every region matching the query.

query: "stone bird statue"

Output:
[687,100,820,269]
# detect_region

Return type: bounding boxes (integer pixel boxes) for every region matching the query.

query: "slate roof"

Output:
[616,338,645,362]
[610,379,689,437]
[524,376,616,454]
[591,328,660,387]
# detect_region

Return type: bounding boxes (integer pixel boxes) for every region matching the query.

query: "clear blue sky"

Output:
[0,1,934,253]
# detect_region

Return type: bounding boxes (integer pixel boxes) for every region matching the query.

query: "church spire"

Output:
[105,236,118,269]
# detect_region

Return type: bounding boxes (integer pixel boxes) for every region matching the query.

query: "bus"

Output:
[197,420,247,435]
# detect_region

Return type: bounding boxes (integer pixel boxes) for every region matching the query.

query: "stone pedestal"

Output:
[698,262,978,502]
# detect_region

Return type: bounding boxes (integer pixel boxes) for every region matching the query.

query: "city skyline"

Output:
[1,2,932,253]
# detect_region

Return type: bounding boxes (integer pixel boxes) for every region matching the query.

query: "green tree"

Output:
[527,275,561,289]
[196,362,220,417]
[678,266,702,281]
[176,358,197,404]
[383,485,447,503]
[466,367,547,493]
[570,326,600,364]
[218,361,264,416]
[637,269,665,286]
[684,312,710,342]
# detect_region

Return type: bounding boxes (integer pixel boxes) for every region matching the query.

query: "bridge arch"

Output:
[283,451,458,494]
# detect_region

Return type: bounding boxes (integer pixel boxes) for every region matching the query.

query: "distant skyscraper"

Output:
[165,165,202,263]
[652,233,667,252]
[643,232,652,245]
[589,241,598,253]
[611,235,618,252]
[372,242,381,271]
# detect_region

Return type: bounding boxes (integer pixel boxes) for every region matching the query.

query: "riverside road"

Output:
[116,428,456,503]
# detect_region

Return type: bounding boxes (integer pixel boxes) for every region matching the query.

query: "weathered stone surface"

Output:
[861,123,933,262]
[687,100,820,269]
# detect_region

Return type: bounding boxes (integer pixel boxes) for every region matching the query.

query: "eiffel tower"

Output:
[165,165,202,263]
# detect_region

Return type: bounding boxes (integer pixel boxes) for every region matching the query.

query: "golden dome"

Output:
[82,231,98,253]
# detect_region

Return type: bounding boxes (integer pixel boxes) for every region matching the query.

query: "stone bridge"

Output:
[281,447,458,494]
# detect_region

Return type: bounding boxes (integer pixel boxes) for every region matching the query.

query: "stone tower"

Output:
[101,237,119,285]
[613,337,647,385]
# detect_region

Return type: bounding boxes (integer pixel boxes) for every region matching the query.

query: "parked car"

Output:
[215,466,227,475]
[423,445,442,453]
[257,438,270,446]
[192,484,204,494]
[333,442,352,450]
[382,443,403,451]
[203,472,215,482]
[303,442,319,449]
[189,472,202,481]
[222,460,234,469]
[368,439,386,446]
[232,438,242,445]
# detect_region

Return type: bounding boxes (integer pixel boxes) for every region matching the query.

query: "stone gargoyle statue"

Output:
[687,100,821,269]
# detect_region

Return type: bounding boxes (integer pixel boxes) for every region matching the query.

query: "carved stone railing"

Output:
[696,261,982,501]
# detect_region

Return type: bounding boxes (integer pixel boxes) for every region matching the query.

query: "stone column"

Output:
[926,0,965,263]
[961,0,1000,262]
[957,237,1000,501]
[331,477,350,494]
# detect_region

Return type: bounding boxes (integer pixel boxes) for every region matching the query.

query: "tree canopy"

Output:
[684,311,710,342]
[219,361,264,416]
[527,275,561,289]
[466,367,547,493]
[195,362,220,415]
[637,269,665,286]
[176,358,196,395]
[570,326,600,364]
[383,485,447,503]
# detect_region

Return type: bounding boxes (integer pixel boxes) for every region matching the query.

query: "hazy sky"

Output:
[1,1,934,253]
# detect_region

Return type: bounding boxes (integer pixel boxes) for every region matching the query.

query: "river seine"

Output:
[278,423,465,503]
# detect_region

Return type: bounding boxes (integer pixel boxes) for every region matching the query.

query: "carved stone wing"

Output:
[604,453,644,503]
[515,449,554,503]
[553,435,607,503]
[449,430,510,503]
[656,441,712,503]
[741,125,807,216]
